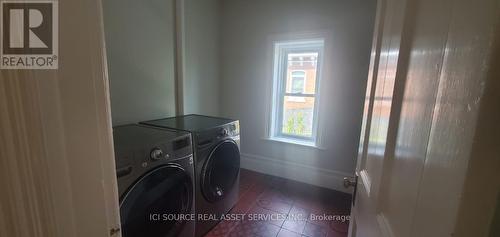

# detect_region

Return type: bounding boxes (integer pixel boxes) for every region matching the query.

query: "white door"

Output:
[0,0,121,236]
[348,0,500,236]
[347,0,408,235]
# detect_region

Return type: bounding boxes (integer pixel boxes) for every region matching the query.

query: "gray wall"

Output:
[220,0,376,175]
[183,0,221,116]
[103,0,176,125]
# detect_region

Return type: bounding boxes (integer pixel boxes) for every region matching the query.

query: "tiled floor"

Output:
[205,169,352,237]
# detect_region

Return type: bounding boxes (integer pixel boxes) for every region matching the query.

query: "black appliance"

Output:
[113,124,195,237]
[140,115,240,237]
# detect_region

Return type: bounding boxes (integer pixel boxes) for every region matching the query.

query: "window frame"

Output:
[269,38,325,145]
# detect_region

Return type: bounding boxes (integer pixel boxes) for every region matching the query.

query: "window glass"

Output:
[290,71,306,93]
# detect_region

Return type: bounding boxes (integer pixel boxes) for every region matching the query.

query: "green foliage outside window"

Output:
[283,111,307,136]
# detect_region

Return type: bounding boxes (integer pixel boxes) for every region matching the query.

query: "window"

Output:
[290,71,306,93]
[288,71,306,102]
[269,39,324,145]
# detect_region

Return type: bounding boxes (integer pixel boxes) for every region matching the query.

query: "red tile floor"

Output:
[204,169,352,237]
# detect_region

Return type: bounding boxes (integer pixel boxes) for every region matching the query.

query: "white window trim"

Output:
[262,136,326,150]
[268,38,325,146]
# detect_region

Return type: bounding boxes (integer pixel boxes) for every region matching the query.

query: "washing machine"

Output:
[113,124,195,237]
[140,115,240,237]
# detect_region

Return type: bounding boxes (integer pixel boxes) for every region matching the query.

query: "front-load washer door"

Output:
[120,165,193,237]
[201,140,240,203]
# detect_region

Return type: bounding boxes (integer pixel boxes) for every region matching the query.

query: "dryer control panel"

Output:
[148,134,192,162]
[219,121,240,138]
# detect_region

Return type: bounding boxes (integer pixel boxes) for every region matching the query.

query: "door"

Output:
[201,140,241,202]
[348,0,500,236]
[348,0,409,235]
[120,165,193,237]
[0,0,121,236]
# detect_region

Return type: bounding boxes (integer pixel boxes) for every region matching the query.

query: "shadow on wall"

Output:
[102,0,177,125]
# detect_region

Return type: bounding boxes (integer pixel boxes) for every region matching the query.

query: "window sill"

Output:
[263,137,325,150]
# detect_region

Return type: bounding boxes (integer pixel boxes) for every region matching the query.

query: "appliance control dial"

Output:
[220,128,228,137]
[150,148,164,160]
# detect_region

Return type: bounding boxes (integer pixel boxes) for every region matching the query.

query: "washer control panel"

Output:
[214,121,240,139]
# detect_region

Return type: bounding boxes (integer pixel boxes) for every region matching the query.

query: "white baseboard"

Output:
[240,153,353,194]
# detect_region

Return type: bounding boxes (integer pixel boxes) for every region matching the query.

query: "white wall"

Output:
[183,0,221,116]
[103,0,177,125]
[220,0,376,190]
